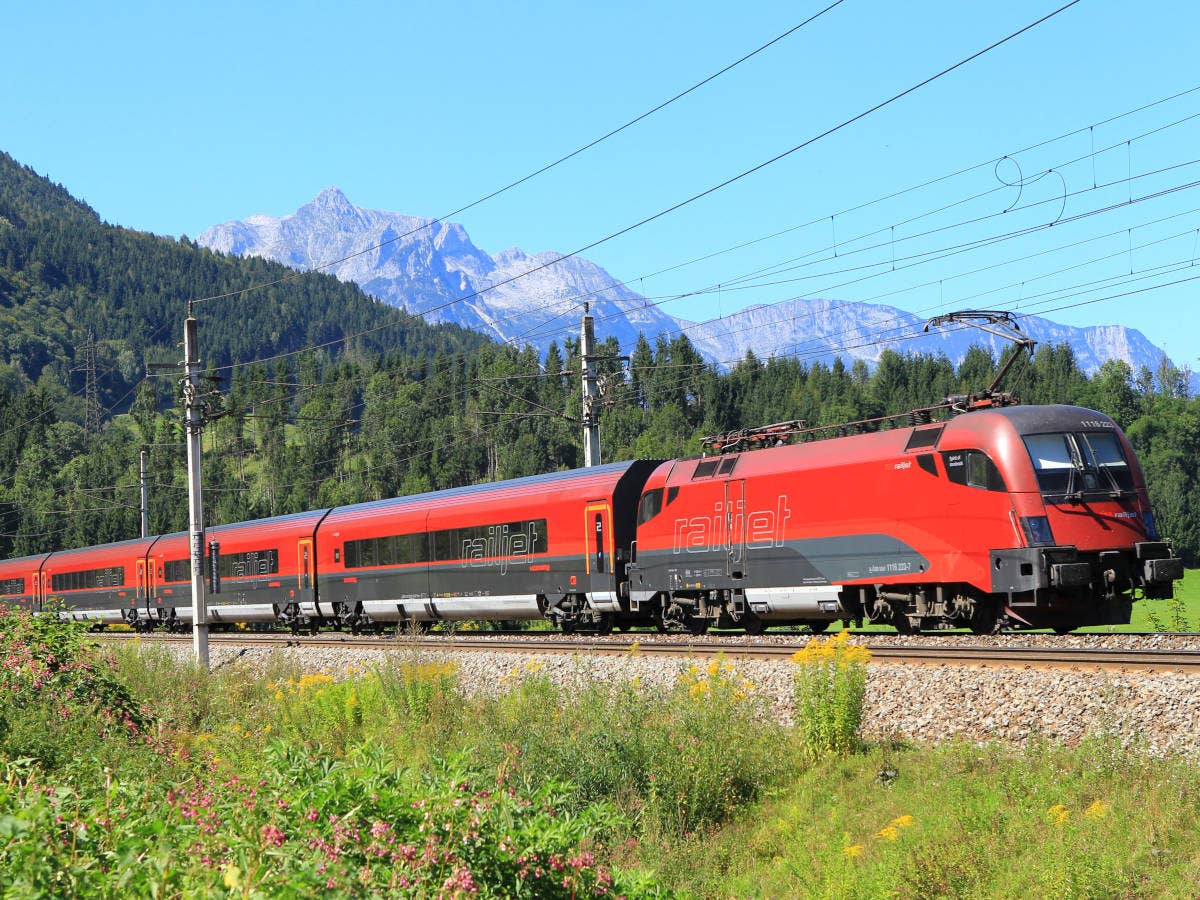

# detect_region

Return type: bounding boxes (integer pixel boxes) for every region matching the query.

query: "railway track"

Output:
[96,631,1200,672]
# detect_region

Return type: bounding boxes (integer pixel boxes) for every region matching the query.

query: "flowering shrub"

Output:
[791,630,871,760]
[0,621,664,896]
[0,604,150,768]
[0,740,662,897]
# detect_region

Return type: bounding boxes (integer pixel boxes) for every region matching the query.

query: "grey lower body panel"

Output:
[362,596,544,622]
[744,585,844,620]
[320,556,618,621]
[632,533,927,598]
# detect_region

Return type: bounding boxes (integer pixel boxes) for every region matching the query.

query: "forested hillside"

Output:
[0,153,1197,565]
[0,152,486,402]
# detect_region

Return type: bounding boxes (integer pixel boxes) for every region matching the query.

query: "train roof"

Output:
[327,460,655,518]
[200,507,332,536]
[0,551,52,569]
[37,535,159,562]
[972,404,1116,434]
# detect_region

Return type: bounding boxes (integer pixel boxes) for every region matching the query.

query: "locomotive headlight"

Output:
[1019,516,1055,546]
[1143,511,1160,540]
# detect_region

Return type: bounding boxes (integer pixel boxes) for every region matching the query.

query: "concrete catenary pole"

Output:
[183,314,209,669]
[581,304,601,467]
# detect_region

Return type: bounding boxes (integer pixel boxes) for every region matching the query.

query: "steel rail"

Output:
[95,632,1200,671]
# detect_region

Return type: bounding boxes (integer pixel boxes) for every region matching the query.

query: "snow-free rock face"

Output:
[198,188,679,349]
[198,189,1178,378]
[681,297,1174,376]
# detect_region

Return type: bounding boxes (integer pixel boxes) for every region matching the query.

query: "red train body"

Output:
[0,405,1183,634]
[627,405,1181,633]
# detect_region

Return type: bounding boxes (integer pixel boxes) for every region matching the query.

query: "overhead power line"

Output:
[186,1,849,310]
[201,0,1083,375]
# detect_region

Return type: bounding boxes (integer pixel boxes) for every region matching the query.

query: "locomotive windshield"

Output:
[1022,431,1135,497]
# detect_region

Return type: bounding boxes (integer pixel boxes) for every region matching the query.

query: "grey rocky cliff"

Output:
[198,189,1177,379]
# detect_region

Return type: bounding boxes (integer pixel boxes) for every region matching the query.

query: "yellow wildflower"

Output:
[842,844,864,859]
[791,630,871,665]
[222,865,242,889]
[1084,800,1108,820]
[877,825,899,841]
[628,641,641,655]
[891,814,915,829]
[1047,804,1070,826]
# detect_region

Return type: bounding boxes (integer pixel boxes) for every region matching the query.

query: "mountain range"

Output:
[198,188,1177,378]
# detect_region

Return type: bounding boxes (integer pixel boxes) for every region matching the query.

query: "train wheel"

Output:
[595,615,614,636]
[561,620,577,635]
[804,620,831,634]
[684,615,709,636]
[743,615,766,636]
[968,602,1001,635]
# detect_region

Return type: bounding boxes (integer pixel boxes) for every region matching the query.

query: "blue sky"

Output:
[6,0,1200,371]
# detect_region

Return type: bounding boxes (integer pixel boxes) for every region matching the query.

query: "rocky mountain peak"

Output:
[197,192,1180,381]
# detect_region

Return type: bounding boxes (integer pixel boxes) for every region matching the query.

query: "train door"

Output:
[147,556,157,607]
[297,538,314,591]
[725,479,746,579]
[31,569,42,611]
[136,559,147,605]
[584,502,613,577]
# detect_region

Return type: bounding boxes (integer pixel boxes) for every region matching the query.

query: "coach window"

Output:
[638,488,664,525]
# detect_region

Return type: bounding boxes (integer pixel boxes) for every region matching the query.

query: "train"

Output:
[0,403,1184,635]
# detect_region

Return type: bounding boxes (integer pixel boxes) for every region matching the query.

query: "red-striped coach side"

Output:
[315,460,662,631]
[0,552,52,613]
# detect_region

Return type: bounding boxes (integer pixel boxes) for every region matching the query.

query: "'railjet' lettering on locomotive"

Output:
[672,496,791,554]
[461,522,542,574]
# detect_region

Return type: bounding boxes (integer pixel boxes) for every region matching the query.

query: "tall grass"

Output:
[473,653,790,836]
[649,736,1200,897]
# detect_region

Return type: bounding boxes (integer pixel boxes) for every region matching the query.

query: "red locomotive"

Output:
[0,405,1183,635]
[627,404,1181,634]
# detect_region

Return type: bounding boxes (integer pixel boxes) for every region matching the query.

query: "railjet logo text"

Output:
[461,523,542,574]
[673,496,791,554]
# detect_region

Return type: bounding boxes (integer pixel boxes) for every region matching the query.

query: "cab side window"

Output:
[638,488,664,525]
[942,450,1007,492]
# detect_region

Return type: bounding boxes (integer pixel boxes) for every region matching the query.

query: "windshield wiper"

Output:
[1079,435,1125,499]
